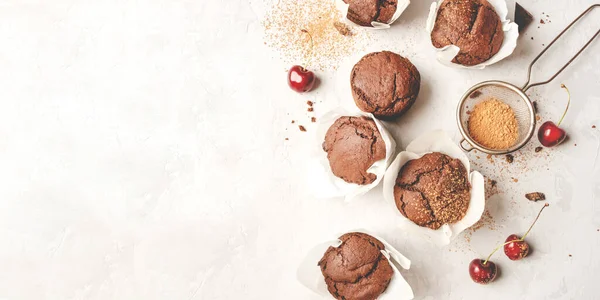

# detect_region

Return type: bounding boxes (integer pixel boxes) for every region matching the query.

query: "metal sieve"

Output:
[457,4,600,155]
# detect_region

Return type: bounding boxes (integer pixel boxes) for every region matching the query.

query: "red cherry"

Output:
[503,234,530,260]
[503,203,548,260]
[288,65,315,93]
[538,121,566,147]
[537,84,570,147]
[469,259,498,284]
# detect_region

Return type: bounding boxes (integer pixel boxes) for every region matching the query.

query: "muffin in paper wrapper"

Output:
[382,130,486,245]
[335,0,411,29]
[425,0,519,69]
[308,108,396,201]
[297,229,414,300]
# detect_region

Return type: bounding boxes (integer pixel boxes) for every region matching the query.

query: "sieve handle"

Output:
[522,4,600,92]
[459,139,474,152]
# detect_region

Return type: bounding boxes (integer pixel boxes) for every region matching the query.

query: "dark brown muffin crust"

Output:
[394,152,471,229]
[351,51,421,119]
[318,232,394,300]
[430,0,504,66]
[343,0,398,27]
[323,116,386,185]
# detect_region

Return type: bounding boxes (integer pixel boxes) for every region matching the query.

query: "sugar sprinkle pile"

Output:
[263,0,369,71]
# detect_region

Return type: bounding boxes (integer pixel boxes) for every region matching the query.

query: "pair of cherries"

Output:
[469,203,549,284]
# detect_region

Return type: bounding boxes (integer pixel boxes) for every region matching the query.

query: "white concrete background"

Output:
[0,0,599,299]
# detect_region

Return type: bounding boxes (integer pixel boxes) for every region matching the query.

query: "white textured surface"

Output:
[0,0,599,299]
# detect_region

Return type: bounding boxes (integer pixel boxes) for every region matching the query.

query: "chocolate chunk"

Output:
[470,90,482,99]
[515,3,533,33]
[298,125,306,132]
[525,192,546,202]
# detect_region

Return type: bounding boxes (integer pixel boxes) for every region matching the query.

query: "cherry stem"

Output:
[301,29,314,69]
[557,84,570,126]
[482,203,549,265]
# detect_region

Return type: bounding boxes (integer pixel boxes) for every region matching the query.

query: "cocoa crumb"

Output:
[490,179,497,187]
[540,19,545,24]
[311,117,316,123]
[512,177,519,182]
[298,125,306,132]
[569,254,572,257]
[308,107,314,112]
[531,37,534,40]
[525,192,545,201]
[285,138,289,141]
[333,21,353,36]
[505,154,514,163]
[574,144,577,146]
[291,120,295,124]
[470,90,482,98]
[535,146,543,152]
[593,125,596,128]
[307,100,313,107]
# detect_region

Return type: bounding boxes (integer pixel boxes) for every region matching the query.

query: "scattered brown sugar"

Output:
[298,125,306,132]
[468,98,519,150]
[525,192,545,202]
[535,146,543,152]
[311,117,317,123]
[333,21,353,36]
[505,154,514,163]
[263,0,368,71]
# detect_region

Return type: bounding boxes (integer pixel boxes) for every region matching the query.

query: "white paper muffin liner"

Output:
[382,130,485,245]
[297,229,414,300]
[425,0,519,69]
[308,108,396,201]
[335,0,411,29]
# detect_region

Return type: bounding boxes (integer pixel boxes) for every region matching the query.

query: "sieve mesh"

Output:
[457,81,535,154]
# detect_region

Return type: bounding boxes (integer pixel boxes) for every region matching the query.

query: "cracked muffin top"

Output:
[343,0,398,27]
[318,232,393,300]
[323,116,386,185]
[351,51,421,120]
[393,152,471,229]
[430,0,504,66]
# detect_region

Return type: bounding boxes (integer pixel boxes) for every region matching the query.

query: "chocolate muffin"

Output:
[323,116,386,185]
[394,152,471,229]
[343,0,398,27]
[318,232,394,300]
[430,0,504,66]
[351,51,421,119]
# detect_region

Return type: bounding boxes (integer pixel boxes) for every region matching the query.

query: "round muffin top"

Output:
[323,116,386,185]
[343,0,398,27]
[394,152,471,229]
[351,51,421,119]
[430,0,504,66]
[318,232,394,300]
